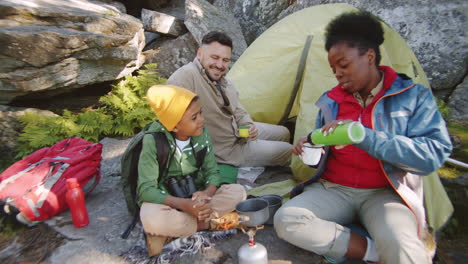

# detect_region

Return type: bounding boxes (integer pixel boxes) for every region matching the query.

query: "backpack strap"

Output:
[195,147,207,169]
[151,132,172,179]
[189,140,207,178]
[122,131,172,239]
[0,161,43,192]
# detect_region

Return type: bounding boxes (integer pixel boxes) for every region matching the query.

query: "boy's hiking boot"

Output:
[145,234,172,256]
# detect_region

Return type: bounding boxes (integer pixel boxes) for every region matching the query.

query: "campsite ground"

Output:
[0,124,467,264]
[0,166,468,264]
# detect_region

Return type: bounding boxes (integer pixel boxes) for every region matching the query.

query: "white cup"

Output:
[300,143,323,166]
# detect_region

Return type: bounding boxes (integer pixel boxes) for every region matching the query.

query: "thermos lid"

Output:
[66,178,80,189]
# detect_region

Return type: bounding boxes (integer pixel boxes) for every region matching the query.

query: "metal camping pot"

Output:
[235,198,269,227]
[238,241,268,264]
[259,194,283,225]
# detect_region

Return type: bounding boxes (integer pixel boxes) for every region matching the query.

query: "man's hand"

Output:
[249,124,258,140]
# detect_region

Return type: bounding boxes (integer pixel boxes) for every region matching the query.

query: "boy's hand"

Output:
[164,195,212,220]
[192,184,217,204]
[192,191,211,204]
[182,198,213,221]
[195,202,212,221]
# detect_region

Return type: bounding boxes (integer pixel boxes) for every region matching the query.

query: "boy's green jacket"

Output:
[137,121,222,205]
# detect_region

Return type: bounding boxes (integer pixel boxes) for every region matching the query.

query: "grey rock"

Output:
[153,0,186,20]
[46,174,143,264]
[448,76,468,124]
[185,0,247,61]
[214,0,290,45]
[45,137,139,263]
[0,237,22,259]
[141,8,188,37]
[442,172,468,187]
[99,137,133,177]
[143,0,172,11]
[144,33,198,78]
[0,0,145,104]
[275,0,467,96]
[94,0,127,13]
[144,31,161,46]
[0,105,57,160]
[45,164,325,264]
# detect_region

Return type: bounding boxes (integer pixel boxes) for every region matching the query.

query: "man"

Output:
[167,31,291,168]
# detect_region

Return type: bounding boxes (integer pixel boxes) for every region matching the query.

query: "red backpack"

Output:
[0,137,102,225]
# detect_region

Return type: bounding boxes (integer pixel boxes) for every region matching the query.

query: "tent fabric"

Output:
[228,3,430,181]
[228,4,452,231]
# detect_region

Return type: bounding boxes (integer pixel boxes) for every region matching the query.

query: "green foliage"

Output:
[15,64,165,158]
[0,155,16,174]
[438,166,464,179]
[448,122,468,163]
[436,98,450,120]
[0,214,25,235]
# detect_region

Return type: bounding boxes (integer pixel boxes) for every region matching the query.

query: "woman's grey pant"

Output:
[274,180,431,264]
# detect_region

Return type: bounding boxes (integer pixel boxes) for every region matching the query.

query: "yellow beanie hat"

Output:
[147,85,197,131]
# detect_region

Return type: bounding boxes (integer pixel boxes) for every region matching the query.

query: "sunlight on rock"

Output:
[4,0,38,8]
[187,2,204,18]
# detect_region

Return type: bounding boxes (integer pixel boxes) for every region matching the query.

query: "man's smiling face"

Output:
[197,41,232,81]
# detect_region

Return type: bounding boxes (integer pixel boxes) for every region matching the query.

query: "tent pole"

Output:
[279,35,313,126]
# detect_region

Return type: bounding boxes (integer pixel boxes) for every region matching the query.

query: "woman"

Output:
[274,11,452,264]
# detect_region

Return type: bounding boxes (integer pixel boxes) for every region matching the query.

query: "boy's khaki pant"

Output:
[274,181,431,264]
[140,184,246,237]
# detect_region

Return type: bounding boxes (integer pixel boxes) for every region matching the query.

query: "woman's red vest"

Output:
[320,66,398,188]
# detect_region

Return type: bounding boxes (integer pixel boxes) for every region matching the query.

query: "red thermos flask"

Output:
[65,178,89,228]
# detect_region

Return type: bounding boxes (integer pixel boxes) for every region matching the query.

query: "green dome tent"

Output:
[228,4,452,232]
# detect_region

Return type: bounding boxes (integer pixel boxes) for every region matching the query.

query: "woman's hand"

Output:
[319,119,353,136]
[319,119,354,149]
[292,137,308,156]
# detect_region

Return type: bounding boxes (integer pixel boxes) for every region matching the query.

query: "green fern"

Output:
[15,64,165,158]
[436,98,450,120]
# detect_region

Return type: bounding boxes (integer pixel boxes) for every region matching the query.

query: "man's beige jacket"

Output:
[167,59,253,166]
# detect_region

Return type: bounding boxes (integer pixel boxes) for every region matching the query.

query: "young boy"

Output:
[138,85,246,256]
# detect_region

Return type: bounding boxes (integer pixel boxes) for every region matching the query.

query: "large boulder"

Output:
[99,137,132,178]
[0,105,56,161]
[144,33,198,78]
[141,8,187,37]
[276,0,467,98]
[185,0,247,61]
[0,0,145,104]
[214,0,290,45]
[448,76,468,124]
